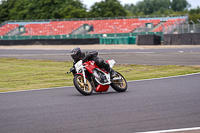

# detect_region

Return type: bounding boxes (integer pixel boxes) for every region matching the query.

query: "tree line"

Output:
[124,0,190,16]
[0,0,200,23]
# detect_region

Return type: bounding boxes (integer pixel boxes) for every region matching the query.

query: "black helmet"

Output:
[70,47,82,62]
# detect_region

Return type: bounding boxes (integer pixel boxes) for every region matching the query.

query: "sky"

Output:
[82,0,200,9]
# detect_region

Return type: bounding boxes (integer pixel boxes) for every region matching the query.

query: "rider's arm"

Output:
[90,51,98,57]
[82,51,98,62]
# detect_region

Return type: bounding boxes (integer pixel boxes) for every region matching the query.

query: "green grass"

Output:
[1,58,200,92]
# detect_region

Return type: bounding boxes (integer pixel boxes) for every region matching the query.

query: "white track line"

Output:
[0,86,73,94]
[135,127,200,133]
[1,72,200,94]
[128,72,200,82]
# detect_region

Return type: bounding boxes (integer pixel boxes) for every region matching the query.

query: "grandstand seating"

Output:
[153,18,186,32]
[0,24,19,35]
[88,19,160,34]
[22,18,161,35]
[0,17,186,36]
[23,21,88,36]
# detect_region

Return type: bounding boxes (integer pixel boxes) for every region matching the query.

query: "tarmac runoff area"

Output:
[1,44,200,50]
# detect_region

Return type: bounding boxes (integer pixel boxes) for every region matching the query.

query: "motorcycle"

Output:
[67,59,127,96]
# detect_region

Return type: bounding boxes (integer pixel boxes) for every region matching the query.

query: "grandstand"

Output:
[0,15,188,41]
[19,18,161,36]
[153,18,185,32]
[0,24,19,36]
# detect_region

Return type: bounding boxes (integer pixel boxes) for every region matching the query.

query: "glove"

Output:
[85,51,91,58]
[70,67,74,72]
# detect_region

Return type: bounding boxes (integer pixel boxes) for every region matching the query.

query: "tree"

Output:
[124,4,140,16]
[124,0,172,16]
[124,0,192,16]
[88,0,127,18]
[171,0,191,12]
[0,0,17,22]
[189,6,200,23]
[9,0,30,20]
[59,0,87,18]
[1,0,87,22]
[190,6,200,14]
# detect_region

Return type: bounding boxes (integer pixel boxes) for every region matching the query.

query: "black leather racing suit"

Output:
[73,51,111,72]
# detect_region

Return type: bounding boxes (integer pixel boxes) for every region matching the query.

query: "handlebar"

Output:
[67,67,75,74]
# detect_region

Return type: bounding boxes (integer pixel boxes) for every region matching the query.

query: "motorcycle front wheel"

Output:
[111,71,127,92]
[73,74,93,96]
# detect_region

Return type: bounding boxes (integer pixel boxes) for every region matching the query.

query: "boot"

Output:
[110,68,116,79]
[103,61,116,78]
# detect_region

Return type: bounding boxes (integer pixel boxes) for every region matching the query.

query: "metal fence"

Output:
[163,20,200,34]
[2,14,188,24]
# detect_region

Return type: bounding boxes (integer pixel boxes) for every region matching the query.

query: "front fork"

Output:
[80,66,87,85]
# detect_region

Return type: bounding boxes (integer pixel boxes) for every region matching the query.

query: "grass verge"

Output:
[1,58,200,92]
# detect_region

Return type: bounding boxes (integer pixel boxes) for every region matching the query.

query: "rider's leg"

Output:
[93,57,116,78]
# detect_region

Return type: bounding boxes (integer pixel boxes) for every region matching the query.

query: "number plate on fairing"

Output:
[107,59,115,68]
[75,60,83,72]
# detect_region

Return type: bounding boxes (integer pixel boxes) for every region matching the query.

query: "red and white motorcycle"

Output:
[68,59,127,96]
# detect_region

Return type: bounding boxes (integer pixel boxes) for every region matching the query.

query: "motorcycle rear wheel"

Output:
[111,71,127,92]
[73,74,93,96]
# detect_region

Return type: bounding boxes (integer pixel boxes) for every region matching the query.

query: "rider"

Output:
[70,47,116,78]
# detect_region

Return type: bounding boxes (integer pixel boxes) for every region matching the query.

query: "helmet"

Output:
[70,47,82,62]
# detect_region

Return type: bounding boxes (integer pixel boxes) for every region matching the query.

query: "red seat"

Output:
[0,24,19,35]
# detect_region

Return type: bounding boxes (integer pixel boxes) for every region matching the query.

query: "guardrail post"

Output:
[166,23,169,34]
[161,24,165,34]
[185,21,190,33]
[174,22,179,34]
[181,21,184,33]
[169,22,173,34]
[113,25,117,37]
[50,27,53,39]
[190,20,195,33]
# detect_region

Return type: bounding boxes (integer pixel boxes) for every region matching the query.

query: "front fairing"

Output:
[83,61,96,74]
[74,60,83,73]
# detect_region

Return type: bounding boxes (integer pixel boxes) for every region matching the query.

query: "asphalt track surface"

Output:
[0,47,200,133]
[0,47,200,65]
[0,73,200,133]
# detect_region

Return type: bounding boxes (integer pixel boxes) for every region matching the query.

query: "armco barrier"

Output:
[0,38,99,46]
[136,34,161,45]
[163,33,200,45]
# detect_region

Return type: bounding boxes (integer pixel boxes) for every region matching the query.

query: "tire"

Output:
[111,71,127,92]
[73,74,93,96]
